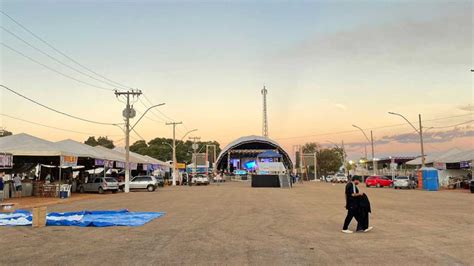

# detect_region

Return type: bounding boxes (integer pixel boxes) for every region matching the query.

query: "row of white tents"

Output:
[406,148,474,166]
[406,148,473,187]
[0,133,169,170]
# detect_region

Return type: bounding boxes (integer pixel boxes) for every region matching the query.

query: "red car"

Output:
[366,176,393,188]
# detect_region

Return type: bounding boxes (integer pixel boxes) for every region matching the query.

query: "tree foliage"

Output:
[0,129,13,137]
[84,136,115,149]
[130,138,221,164]
[302,142,346,176]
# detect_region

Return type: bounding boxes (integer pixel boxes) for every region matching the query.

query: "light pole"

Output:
[352,125,376,175]
[117,101,165,193]
[388,112,425,167]
[164,127,198,186]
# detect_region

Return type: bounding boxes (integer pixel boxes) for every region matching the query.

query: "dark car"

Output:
[470,179,474,193]
[155,176,164,187]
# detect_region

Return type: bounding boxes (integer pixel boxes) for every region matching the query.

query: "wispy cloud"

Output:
[458,104,473,112]
[335,103,347,111]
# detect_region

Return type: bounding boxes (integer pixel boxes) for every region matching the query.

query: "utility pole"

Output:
[419,114,425,167]
[388,112,426,168]
[166,121,183,186]
[115,89,142,193]
[370,131,376,174]
[206,144,217,176]
[261,85,268,137]
[352,125,376,175]
[190,136,201,181]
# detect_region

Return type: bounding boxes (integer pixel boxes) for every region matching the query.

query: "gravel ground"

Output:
[1,181,472,265]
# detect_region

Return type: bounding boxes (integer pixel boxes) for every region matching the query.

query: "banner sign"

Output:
[61,155,78,167]
[116,162,125,169]
[105,160,114,168]
[176,163,186,169]
[460,161,471,169]
[94,159,105,166]
[433,162,446,170]
[142,164,148,171]
[130,163,137,170]
[0,154,13,169]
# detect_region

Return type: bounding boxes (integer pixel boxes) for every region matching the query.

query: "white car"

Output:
[325,175,334,182]
[334,173,348,183]
[192,174,210,185]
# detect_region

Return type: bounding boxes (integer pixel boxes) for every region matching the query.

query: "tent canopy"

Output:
[406,148,472,165]
[0,133,83,157]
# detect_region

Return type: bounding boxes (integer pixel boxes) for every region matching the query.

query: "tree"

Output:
[301,142,345,177]
[97,136,115,149]
[130,140,148,153]
[85,136,114,149]
[0,129,13,137]
[130,137,221,165]
[84,136,98,146]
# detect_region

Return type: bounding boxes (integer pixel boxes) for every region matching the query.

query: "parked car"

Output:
[78,177,119,194]
[325,175,334,182]
[130,175,159,192]
[334,173,348,183]
[155,176,165,187]
[366,175,393,188]
[393,176,416,189]
[192,174,210,185]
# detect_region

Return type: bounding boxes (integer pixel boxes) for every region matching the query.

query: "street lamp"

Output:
[122,103,165,193]
[168,129,198,186]
[388,112,425,167]
[352,124,376,175]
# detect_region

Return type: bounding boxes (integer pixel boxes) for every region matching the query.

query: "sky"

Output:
[0,0,472,160]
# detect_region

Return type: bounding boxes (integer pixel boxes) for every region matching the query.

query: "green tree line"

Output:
[130,138,221,164]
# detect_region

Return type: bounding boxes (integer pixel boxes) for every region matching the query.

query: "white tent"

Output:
[406,148,464,165]
[0,133,84,157]
[113,147,154,164]
[55,139,106,159]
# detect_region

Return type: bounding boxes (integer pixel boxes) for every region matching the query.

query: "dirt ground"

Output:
[1,181,472,265]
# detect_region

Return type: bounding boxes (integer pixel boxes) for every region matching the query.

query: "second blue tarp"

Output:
[1,209,165,227]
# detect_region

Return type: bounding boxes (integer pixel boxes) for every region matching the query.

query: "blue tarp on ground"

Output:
[0,209,165,227]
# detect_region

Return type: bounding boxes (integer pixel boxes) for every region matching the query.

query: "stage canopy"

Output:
[216,135,292,171]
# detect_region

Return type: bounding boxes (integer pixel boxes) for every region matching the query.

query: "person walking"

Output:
[342,176,363,233]
[13,174,22,198]
[0,177,4,202]
[358,193,373,232]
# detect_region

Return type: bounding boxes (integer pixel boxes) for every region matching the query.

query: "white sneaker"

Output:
[364,227,373,233]
[341,229,353,234]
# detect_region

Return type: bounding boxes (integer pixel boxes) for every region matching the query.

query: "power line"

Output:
[1,26,122,91]
[1,85,121,126]
[1,42,113,92]
[142,93,176,122]
[274,113,474,141]
[0,10,132,90]
[427,120,473,129]
[0,113,122,136]
[137,98,167,123]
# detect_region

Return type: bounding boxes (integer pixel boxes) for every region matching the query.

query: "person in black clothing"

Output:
[342,176,363,233]
[358,193,372,232]
[342,176,374,233]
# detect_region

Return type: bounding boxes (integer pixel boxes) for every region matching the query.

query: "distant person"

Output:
[0,177,4,202]
[13,174,22,198]
[342,176,363,234]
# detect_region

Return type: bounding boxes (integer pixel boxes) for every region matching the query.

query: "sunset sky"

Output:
[1,0,472,160]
